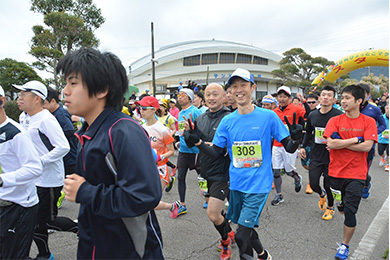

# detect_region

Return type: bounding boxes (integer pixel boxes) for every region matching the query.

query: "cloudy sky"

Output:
[0,0,388,79]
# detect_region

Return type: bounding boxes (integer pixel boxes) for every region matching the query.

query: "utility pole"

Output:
[151,22,156,97]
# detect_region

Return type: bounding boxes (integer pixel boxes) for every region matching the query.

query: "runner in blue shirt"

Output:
[184,68,303,260]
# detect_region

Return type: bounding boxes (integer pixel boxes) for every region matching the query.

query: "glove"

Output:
[356,136,365,144]
[183,119,201,148]
[330,132,341,139]
[284,112,303,142]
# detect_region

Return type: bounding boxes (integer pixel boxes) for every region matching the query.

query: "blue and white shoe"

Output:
[335,243,349,260]
[362,182,371,199]
[203,202,208,209]
[178,204,187,216]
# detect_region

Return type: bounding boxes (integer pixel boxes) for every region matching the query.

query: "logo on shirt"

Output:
[0,132,5,141]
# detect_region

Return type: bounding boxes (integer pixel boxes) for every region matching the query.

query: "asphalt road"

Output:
[30,154,389,260]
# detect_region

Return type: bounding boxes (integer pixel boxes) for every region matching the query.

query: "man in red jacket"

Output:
[271,86,307,205]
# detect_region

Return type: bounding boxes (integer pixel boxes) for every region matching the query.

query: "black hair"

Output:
[46,87,59,103]
[307,93,319,100]
[321,86,336,97]
[224,83,231,91]
[194,91,204,101]
[292,97,299,101]
[341,84,365,102]
[357,83,371,94]
[56,48,128,111]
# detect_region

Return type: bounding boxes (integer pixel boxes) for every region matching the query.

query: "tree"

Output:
[0,58,42,100]
[29,0,105,89]
[360,73,389,98]
[271,48,334,95]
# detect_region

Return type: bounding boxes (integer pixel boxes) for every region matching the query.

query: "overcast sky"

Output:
[0,0,388,79]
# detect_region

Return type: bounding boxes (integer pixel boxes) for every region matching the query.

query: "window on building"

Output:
[156,84,167,92]
[253,56,268,65]
[202,53,218,65]
[183,55,200,66]
[256,91,267,101]
[219,53,235,64]
[236,53,252,64]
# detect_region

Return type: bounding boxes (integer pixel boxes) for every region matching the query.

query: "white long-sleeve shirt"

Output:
[23,109,70,187]
[0,117,42,207]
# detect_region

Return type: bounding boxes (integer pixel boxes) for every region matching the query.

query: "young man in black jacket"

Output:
[58,48,163,259]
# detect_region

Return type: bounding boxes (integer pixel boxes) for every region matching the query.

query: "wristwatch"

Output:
[160,155,165,161]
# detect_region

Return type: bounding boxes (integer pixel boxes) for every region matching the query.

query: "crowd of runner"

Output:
[0,47,388,260]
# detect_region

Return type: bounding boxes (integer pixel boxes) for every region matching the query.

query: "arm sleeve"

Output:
[197,142,224,159]
[375,109,387,134]
[39,117,70,165]
[76,120,162,218]
[302,115,314,147]
[1,132,42,187]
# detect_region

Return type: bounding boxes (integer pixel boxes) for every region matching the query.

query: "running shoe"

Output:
[219,238,232,260]
[203,202,208,209]
[361,182,371,199]
[57,191,65,209]
[170,166,177,177]
[271,194,284,206]
[385,164,389,172]
[379,157,386,166]
[257,249,272,260]
[294,174,302,193]
[322,207,335,220]
[217,230,235,251]
[306,184,313,194]
[34,253,55,260]
[319,189,327,210]
[272,181,275,189]
[170,201,180,219]
[178,204,187,216]
[165,176,176,192]
[335,243,349,260]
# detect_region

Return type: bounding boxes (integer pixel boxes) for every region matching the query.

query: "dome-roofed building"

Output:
[128,40,298,100]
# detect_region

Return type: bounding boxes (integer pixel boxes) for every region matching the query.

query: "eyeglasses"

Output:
[140,106,155,110]
[18,92,34,99]
[307,101,317,104]
[177,93,187,98]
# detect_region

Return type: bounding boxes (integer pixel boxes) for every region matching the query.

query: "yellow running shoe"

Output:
[322,207,335,220]
[318,189,326,210]
[306,184,313,194]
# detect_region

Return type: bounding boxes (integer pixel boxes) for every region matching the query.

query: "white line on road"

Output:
[351,196,389,260]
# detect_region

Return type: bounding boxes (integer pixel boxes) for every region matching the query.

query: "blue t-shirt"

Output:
[213,107,289,193]
[178,105,202,153]
[378,114,389,144]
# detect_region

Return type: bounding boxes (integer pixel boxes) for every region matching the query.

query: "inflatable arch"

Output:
[312,49,389,86]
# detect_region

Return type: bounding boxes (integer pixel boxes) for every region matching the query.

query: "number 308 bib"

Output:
[232,141,262,168]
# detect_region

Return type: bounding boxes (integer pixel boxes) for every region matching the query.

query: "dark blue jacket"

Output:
[52,104,77,167]
[75,108,163,259]
[361,102,386,150]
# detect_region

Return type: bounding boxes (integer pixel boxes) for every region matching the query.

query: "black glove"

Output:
[183,119,201,148]
[330,132,341,139]
[285,112,303,142]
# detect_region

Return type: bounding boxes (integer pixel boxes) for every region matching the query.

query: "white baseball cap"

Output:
[0,85,4,97]
[277,86,291,96]
[227,68,255,85]
[12,80,47,100]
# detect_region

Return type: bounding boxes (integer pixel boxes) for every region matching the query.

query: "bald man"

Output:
[184,83,235,259]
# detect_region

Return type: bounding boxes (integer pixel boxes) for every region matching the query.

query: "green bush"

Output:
[4,100,21,122]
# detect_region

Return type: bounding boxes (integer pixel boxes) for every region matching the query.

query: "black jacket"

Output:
[74,108,163,259]
[196,107,230,181]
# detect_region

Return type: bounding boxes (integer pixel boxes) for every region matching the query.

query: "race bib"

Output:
[232,141,262,168]
[382,129,389,139]
[314,127,327,144]
[177,120,185,136]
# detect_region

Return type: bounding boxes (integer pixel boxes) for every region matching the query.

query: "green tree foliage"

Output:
[29,0,105,89]
[4,101,21,122]
[272,48,334,95]
[0,58,42,100]
[360,73,389,98]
